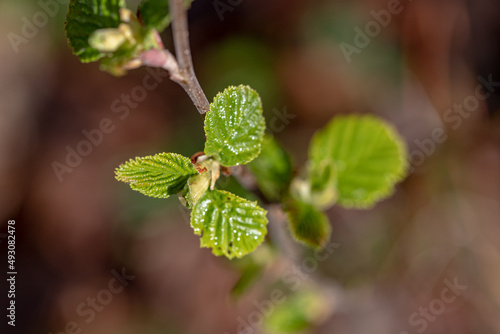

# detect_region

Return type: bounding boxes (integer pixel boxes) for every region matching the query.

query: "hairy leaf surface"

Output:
[191,190,268,259]
[115,153,198,198]
[204,85,266,166]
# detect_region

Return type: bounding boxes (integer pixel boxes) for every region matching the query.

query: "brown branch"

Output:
[139,0,210,116]
[169,0,210,116]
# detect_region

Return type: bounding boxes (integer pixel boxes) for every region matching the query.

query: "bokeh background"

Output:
[1,0,500,333]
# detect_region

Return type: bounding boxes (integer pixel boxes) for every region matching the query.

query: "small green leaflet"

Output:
[306,158,338,209]
[204,85,266,167]
[181,172,211,208]
[290,159,337,210]
[191,190,268,259]
[247,135,293,202]
[115,153,198,198]
[65,0,126,62]
[309,115,408,208]
[285,200,331,249]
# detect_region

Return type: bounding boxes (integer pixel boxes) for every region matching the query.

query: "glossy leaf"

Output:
[309,115,408,208]
[115,153,198,198]
[191,190,268,259]
[285,200,331,249]
[204,85,266,167]
[65,0,126,62]
[247,135,293,202]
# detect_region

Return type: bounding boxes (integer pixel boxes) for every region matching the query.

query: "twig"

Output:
[170,0,191,71]
[140,49,183,81]
[139,0,210,116]
[169,0,210,115]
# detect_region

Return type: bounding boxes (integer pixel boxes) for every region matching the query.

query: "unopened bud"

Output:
[89,28,126,53]
[119,8,134,23]
[118,23,135,44]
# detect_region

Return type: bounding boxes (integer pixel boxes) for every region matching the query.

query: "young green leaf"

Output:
[291,159,338,210]
[181,171,211,208]
[65,0,126,62]
[115,153,198,198]
[307,159,338,209]
[247,135,293,202]
[284,200,331,249]
[138,0,194,32]
[309,115,408,208]
[204,85,266,167]
[191,190,268,259]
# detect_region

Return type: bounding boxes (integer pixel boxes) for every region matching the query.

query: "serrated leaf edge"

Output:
[204,85,266,167]
[311,114,408,209]
[190,189,268,259]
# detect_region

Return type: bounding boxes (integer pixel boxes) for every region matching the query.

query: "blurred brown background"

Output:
[1,0,500,333]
